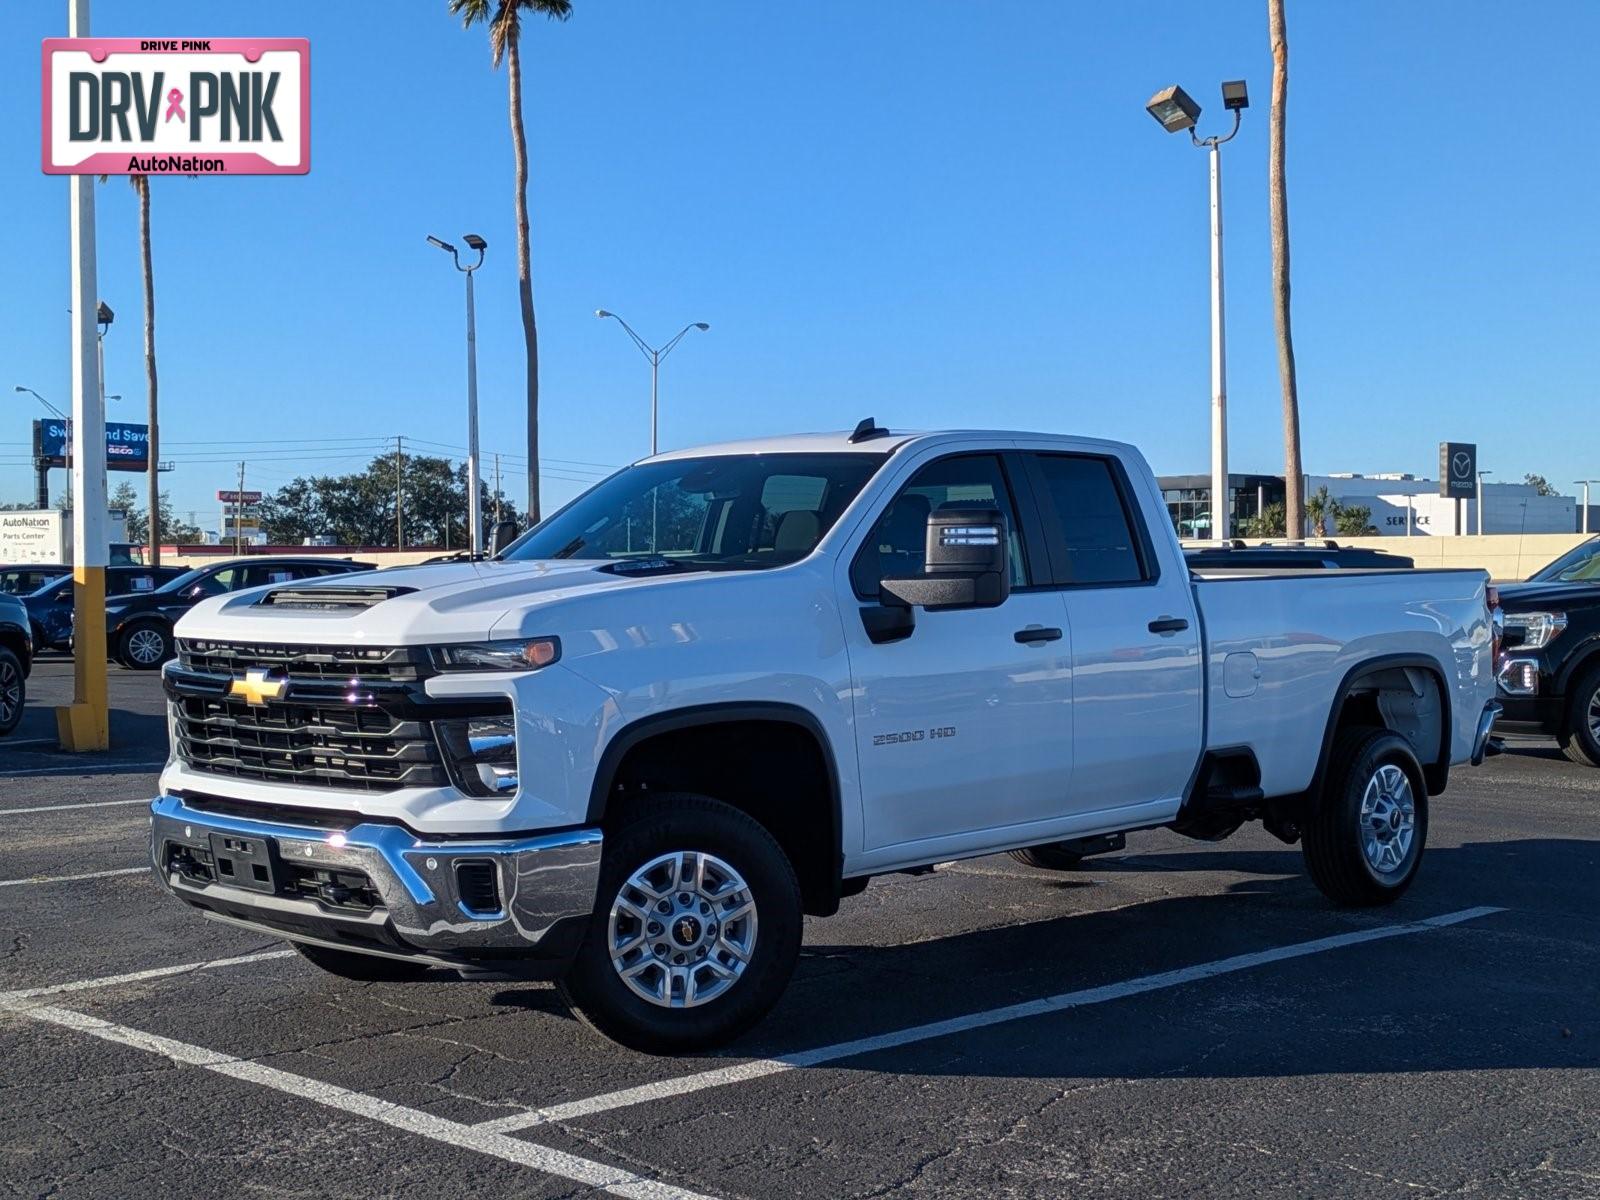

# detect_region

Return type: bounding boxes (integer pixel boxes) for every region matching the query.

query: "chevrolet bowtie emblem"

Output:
[229,667,288,706]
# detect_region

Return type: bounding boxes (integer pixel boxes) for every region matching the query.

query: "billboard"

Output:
[1438,442,1477,499]
[41,38,310,176]
[33,418,150,472]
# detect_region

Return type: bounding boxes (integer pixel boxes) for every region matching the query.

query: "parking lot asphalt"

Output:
[2,658,1598,1199]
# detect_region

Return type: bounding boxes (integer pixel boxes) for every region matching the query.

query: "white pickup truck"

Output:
[151,425,1501,1051]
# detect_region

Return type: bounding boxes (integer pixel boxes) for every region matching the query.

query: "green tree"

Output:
[1305,485,1336,537]
[1524,473,1557,497]
[1333,504,1374,536]
[111,480,200,545]
[449,0,574,527]
[1242,501,1286,539]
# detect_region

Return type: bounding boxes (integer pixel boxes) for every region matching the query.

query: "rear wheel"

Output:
[118,621,171,670]
[1302,727,1428,906]
[557,793,802,1054]
[0,646,24,736]
[293,941,434,982]
[1008,843,1084,871]
[1557,665,1600,768]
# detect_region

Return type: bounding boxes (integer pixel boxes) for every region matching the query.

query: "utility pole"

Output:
[494,453,502,525]
[58,0,110,752]
[234,461,245,554]
[394,435,404,548]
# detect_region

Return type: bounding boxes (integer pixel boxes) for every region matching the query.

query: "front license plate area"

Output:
[207,832,278,894]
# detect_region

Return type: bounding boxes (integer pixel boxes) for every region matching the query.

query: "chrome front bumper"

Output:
[150,794,602,967]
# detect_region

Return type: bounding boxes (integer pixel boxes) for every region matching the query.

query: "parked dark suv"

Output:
[107,556,375,669]
[0,592,32,737]
[23,565,187,650]
[1494,535,1600,766]
[1185,540,1415,571]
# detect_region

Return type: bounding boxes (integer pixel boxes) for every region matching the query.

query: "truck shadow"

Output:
[713,837,1600,1072]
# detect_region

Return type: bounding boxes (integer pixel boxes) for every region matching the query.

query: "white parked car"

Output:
[151,424,1501,1050]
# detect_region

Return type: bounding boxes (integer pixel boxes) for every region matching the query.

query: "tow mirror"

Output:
[489,520,520,557]
[880,505,1012,611]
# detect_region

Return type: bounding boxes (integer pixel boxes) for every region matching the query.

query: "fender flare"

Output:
[1307,653,1453,803]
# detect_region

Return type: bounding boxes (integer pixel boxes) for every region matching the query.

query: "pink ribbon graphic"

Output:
[164,88,185,123]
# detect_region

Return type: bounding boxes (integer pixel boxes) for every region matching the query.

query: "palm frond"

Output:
[451,0,572,68]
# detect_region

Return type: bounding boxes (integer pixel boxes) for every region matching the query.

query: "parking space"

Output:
[3,665,1598,1198]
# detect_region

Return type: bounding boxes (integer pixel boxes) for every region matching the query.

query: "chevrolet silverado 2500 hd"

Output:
[150,426,1502,1051]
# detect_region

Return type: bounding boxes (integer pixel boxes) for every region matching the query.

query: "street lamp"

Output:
[1476,469,1493,536]
[427,233,488,556]
[1146,79,1248,540]
[594,310,710,457]
[95,301,114,412]
[17,386,64,508]
[1575,480,1597,535]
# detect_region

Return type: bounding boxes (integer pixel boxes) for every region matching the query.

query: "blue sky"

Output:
[4,1,1599,528]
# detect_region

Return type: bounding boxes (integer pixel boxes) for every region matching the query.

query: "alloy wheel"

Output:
[1359,763,1416,875]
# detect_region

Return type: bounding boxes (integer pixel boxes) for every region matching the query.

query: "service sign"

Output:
[42,38,309,175]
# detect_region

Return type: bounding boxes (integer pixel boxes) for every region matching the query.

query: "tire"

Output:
[293,941,434,982]
[557,792,803,1054]
[117,620,171,670]
[1557,665,1600,768]
[1302,727,1428,906]
[1008,843,1085,871]
[0,646,24,737]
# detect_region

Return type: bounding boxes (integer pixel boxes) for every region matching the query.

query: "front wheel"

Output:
[1302,727,1428,906]
[557,793,802,1054]
[0,646,24,736]
[1557,665,1600,768]
[118,621,171,670]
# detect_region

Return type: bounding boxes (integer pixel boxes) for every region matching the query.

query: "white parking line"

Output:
[0,798,151,816]
[476,905,1506,1134]
[0,866,146,888]
[0,949,297,1007]
[13,1003,718,1200]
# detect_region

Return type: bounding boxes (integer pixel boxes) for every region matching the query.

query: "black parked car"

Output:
[22,565,187,650]
[0,592,33,736]
[107,556,375,669]
[0,563,69,596]
[1494,535,1600,766]
[1185,540,1415,571]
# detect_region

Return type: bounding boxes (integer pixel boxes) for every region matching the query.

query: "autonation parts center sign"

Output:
[42,38,308,175]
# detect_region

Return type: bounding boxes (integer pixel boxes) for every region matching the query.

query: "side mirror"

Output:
[489,520,520,557]
[880,505,1012,611]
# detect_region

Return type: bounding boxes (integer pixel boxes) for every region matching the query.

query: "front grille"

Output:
[177,639,431,682]
[173,694,450,791]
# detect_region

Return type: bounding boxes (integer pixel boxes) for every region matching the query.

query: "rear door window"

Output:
[1027,453,1151,586]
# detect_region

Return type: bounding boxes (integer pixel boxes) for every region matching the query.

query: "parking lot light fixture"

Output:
[1575,480,1597,534]
[1146,79,1248,540]
[428,233,488,556]
[594,310,711,457]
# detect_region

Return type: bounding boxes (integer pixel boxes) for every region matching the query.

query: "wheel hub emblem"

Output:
[672,916,702,946]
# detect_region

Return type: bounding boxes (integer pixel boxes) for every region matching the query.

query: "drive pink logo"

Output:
[42,38,309,175]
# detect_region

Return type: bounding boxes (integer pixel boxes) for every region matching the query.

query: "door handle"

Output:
[1148,616,1189,634]
[1014,626,1063,644]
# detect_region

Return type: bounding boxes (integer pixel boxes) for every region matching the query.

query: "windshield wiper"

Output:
[549,535,587,560]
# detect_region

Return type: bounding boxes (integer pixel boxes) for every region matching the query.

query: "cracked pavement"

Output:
[2,657,1597,1198]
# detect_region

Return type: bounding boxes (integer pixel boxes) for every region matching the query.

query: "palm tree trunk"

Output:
[1269,0,1304,541]
[136,175,160,565]
[506,36,541,525]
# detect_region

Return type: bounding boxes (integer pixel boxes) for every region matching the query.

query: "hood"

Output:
[175,558,706,645]
[1496,580,1600,610]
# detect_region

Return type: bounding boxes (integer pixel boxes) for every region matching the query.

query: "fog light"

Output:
[1496,658,1540,696]
[436,714,519,797]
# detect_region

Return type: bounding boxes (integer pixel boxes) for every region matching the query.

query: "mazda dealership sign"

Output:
[1438,442,1477,499]
[42,38,309,175]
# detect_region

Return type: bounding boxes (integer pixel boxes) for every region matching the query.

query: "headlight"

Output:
[435,714,519,797]
[1503,612,1567,650]
[433,637,560,672]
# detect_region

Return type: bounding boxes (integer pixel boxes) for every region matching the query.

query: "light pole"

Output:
[1575,480,1597,535]
[1147,80,1249,540]
[1476,469,1493,536]
[427,233,488,556]
[17,386,63,508]
[96,301,114,410]
[595,311,710,457]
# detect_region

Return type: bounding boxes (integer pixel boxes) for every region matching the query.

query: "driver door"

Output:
[841,451,1075,864]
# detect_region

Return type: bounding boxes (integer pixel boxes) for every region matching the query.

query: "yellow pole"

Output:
[56,0,110,751]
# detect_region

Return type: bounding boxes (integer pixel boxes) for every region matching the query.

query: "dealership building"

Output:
[1158,472,1589,539]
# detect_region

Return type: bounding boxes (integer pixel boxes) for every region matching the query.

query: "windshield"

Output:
[154,567,211,595]
[1532,535,1600,582]
[502,453,886,570]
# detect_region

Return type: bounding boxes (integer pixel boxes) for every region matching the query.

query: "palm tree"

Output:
[1306,485,1336,538]
[1268,0,1304,541]
[449,0,573,526]
[132,174,160,565]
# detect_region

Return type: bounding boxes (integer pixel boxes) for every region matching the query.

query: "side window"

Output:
[851,454,1028,597]
[202,567,240,594]
[1030,454,1148,585]
[245,565,300,588]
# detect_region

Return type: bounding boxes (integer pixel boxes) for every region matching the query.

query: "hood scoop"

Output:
[258,585,416,612]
